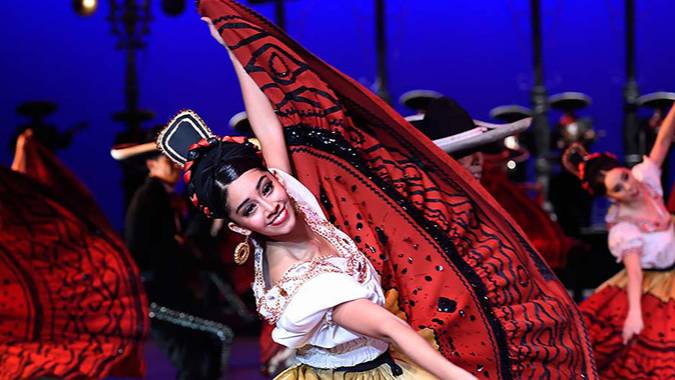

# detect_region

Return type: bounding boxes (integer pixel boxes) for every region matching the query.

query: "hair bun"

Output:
[186,139,265,219]
[562,143,588,178]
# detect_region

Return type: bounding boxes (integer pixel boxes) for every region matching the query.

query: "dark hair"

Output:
[582,155,622,195]
[186,140,265,219]
[563,143,621,196]
[144,150,163,161]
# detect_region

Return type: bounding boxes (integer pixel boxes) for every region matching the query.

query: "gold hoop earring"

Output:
[234,235,250,265]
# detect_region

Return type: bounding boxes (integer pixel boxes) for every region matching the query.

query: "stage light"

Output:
[506,160,517,170]
[161,0,186,16]
[73,0,97,16]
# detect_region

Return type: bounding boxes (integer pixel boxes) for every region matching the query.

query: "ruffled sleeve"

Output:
[272,272,371,349]
[608,222,644,262]
[632,156,663,196]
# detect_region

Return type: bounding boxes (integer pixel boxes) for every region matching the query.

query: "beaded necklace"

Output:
[253,196,369,324]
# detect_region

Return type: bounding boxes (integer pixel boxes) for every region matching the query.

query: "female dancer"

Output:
[563,104,675,378]
[163,1,597,378]
[161,109,476,378]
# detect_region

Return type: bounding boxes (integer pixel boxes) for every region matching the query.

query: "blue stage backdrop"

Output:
[1,0,674,229]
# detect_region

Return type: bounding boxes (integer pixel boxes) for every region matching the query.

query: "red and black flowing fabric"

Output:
[0,139,148,379]
[481,160,572,270]
[11,134,112,232]
[580,269,675,379]
[199,1,597,378]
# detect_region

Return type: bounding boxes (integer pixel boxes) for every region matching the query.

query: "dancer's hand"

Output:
[622,311,643,344]
[201,17,226,47]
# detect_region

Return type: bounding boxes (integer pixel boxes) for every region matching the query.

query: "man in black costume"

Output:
[117,136,226,380]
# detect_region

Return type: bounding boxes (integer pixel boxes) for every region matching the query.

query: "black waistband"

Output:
[644,261,675,272]
[333,351,403,376]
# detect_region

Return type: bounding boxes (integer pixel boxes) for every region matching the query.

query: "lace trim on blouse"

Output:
[253,193,371,324]
[607,184,672,233]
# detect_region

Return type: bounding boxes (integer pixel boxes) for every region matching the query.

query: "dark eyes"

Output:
[612,172,629,193]
[262,181,273,196]
[241,179,274,217]
[243,204,256,217]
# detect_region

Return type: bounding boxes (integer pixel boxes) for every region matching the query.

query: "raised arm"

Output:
[202,18,292,173]
[333,298,477,380]
[648,103,675,168]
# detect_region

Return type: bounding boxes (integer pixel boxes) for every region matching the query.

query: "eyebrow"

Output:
[235,175,268,214]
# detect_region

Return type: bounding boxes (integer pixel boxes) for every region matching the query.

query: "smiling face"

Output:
[603,167,640,203]
[225,168,297,237]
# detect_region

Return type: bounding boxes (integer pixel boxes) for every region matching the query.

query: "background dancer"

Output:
[563,103,675,379]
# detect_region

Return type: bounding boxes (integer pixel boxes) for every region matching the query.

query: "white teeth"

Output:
[272,208,286,224]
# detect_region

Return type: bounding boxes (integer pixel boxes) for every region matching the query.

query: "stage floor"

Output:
[109,336,268,380]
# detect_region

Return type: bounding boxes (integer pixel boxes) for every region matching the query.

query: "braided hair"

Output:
[562,143,622,196]
[184,137,265,219]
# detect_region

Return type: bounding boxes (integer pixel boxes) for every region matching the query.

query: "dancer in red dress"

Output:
[0,132,148,379]
[481,159,574,270]
[563,103,675,379]
[184,1,598,378]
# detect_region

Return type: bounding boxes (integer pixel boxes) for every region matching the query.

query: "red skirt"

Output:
[0,168,149,380]
[580,267,675,379]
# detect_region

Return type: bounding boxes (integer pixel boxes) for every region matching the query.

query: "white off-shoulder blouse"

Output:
[251,168,389,368]
[606,157,675,269]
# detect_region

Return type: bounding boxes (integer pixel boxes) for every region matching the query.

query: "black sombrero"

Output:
[411,97,531,157]
[399,89,443,113]
[110,125,165,162]
[638,91,675,111]
[549,92,592,112]
[229,111,253,135]
[489,104,532,123]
